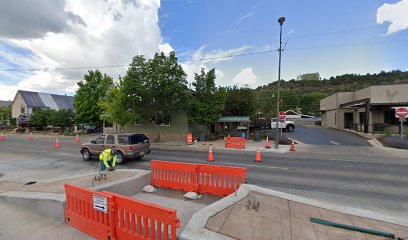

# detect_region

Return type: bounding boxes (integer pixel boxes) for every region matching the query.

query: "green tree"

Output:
[29,109,52,129]
[49,109,75,131]
[121,52,190,141]
[99,77,135,129]
[74,70,113,126]
[190,68,226,136]
[0,106,11,126]
[299,92,327,116]
[279,90,300,112]
[223,86,257,116]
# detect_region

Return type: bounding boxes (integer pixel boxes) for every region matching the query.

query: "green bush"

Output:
[29,109,53,130]
[29,109,75,131]
[383,128,392,137]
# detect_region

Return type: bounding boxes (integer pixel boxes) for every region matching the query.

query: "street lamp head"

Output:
[278,17,285,25]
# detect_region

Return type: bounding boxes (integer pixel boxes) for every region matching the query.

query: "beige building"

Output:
[11,90,74,119]
[320,84,408,133]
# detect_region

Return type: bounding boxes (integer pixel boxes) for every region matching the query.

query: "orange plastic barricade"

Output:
[151,160,199,192]
[150,160,247,197]
[64,184,115,240]
[186,133,193,145]
[225,137,246,149]
[104,191,180,240]
[197,164,247,196]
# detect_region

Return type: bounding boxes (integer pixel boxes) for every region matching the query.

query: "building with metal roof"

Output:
[0,100,12,108]
[11,90,74,119]
[320,84,408,134]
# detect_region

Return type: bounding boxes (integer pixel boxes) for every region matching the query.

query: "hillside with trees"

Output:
[256,70,408,116]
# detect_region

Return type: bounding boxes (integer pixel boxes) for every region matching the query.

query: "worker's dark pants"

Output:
[99,160,113,171]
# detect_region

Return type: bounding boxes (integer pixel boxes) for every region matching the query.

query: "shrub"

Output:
[383,128,392,137]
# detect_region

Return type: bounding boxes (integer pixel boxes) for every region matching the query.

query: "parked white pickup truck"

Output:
[271,118,296,132]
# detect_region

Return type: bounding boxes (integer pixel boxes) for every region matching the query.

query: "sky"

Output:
[0,0,407,100]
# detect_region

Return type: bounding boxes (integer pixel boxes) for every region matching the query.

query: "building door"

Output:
[344,112,353,129]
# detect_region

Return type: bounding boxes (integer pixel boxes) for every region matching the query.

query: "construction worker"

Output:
[99,146,117,171]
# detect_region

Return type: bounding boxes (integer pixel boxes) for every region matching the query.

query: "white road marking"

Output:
[330,141,340,145]
[223,162,292,170]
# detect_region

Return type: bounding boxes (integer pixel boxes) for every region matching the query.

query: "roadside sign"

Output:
[395,107,408,119]
[279,111,286,120]
[400,118,407,123]
[93,194,108,213]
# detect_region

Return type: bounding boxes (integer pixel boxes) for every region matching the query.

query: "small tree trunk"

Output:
[207,124,210,140]
[156,124,160,142]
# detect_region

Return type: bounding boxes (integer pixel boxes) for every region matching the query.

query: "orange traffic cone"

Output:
[265,136,271,149]
[75,134,80,143]
[255,144,262,162]
[54,137,61,148]
[0,132,4,141]
[290,140,295,152]
[29,132,33,140]
[208,144,214,162]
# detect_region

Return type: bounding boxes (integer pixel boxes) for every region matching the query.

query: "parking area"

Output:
[284,125,371,146]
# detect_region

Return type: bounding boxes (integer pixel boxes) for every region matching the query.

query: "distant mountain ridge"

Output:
[257,70,408,95]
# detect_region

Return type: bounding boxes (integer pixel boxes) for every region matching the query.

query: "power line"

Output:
[0,38,405,72]
[0,49,279,72]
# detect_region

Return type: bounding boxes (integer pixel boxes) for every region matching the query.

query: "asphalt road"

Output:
[285,126,370,146]
[1,134,407,218]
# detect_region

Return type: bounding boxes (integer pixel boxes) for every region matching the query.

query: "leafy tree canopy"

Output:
[190,68,226,133]
[223,86,257,116]
[121,51,190,140]
[74,69,113,126]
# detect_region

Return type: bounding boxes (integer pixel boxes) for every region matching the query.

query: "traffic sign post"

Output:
[279,112,286,136]
[279,111,286,120]
[394,107,408,141]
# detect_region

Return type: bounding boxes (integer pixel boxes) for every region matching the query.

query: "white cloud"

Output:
[0,0,170,100]
[377,0,408,35]
[237,11,255,25]
[0,84,19,101]
[180,45,248,84]
[158,43,174,55]
[192,45,251,64]
[181,62,224,84]
[232,67,257,86]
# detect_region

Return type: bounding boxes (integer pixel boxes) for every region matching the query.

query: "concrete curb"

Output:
[0,169,152,223]
[180,184,408,240]
[0,191,66,222]
[151,144,292,153]
[93,170,151,196]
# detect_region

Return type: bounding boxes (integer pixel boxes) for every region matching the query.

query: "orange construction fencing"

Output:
[151,160,199,192]
[150,160,247,197]
[64,183,180,240]
[64,184,116,240]
[103,192,180,240]
[225,137,246,149]
[197,164,247,196]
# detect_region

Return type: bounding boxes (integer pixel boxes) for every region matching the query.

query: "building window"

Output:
[20,104,25,113]
[135,120,142,126]
[334,113,336,125]
[160,122,171,127]
[384,110,398,124]
[359,112,367,124]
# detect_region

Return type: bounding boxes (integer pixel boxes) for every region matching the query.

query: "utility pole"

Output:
[275,16,285,149]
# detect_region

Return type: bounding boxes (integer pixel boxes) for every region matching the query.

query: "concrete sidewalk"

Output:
[0,200,91,240]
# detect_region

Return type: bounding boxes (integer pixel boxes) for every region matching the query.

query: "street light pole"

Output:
[275,16,285,149]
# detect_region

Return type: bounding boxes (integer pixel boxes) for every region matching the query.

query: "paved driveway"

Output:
[284,126,370,146]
